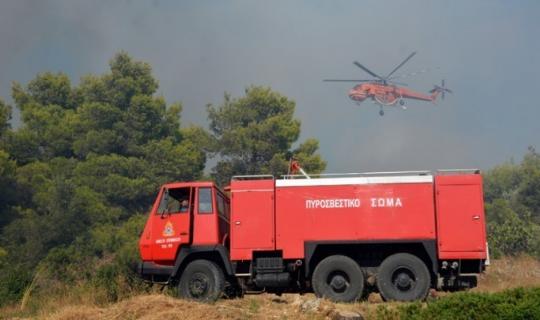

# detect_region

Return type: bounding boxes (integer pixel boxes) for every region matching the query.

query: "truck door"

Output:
[435,175,486,257]
[151,187,193,261]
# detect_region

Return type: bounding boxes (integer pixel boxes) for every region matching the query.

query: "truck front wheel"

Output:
[178,260,225,302]
[376,253,430,302]
[312,255,365,302]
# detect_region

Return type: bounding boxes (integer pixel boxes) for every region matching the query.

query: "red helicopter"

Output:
[324,52,451,116]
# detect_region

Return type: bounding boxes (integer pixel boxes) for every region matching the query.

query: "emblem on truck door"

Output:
[162,220,175,237]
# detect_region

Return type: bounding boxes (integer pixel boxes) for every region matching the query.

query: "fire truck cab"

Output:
[139,170,488,302]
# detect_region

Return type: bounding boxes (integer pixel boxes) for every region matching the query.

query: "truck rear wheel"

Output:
[312,255,365,302]
[376,253,430,302]
[178,260,225,302]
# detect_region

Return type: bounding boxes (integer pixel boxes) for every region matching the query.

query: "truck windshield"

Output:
[157,187,190,214]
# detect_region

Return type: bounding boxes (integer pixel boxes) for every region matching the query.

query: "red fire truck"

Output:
[138,170,488,302]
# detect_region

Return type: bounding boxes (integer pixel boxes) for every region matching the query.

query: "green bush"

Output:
[483,147,540,259]
[0,266,32,306]
[377,287,540,320]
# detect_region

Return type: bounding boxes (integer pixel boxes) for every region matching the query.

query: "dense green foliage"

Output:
[376,287,540,320]
[483,147,540,258]
[207,86,326,186]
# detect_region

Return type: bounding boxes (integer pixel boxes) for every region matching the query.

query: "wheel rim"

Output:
[188,272,210,298]
[391,267,416,292]
[327,271,350,294]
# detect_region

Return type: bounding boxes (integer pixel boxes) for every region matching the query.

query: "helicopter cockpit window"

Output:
[157,187,190,215]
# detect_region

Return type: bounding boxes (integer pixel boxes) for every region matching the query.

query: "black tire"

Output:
[312,255,365,302]
[178,260,225,302]
[376,253,430,302]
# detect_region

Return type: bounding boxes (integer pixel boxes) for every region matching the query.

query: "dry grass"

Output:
[34,293,399,320]
[38,294,333,320]
[3,256,539,320]
[475,255,540,292]
[4,291,388,320]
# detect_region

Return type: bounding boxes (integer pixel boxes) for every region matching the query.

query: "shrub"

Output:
[382,287,540,320]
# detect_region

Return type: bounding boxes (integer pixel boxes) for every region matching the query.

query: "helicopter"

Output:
[324,52,452,116]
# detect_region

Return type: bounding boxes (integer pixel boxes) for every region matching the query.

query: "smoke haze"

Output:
[1,0,539,172]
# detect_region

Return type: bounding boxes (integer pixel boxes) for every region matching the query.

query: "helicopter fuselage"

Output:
[349,82,437,106]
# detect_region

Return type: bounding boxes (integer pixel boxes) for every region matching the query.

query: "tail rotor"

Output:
[430,79,452,100]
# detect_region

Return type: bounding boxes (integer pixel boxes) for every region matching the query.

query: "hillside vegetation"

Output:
[0,52,539,318]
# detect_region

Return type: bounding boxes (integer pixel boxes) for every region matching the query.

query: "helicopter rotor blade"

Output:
[353,61,385,81]
[388,67,433,80]
[323,79,374,82]
[386,51,417,79]
[387,81,409,86]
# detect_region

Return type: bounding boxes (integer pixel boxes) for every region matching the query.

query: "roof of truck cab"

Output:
[163,181,215,188]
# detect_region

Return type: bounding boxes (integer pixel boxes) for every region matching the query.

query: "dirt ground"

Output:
[5,256,540,320]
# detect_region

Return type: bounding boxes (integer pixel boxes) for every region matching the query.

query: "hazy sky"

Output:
[1,0,539,173]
